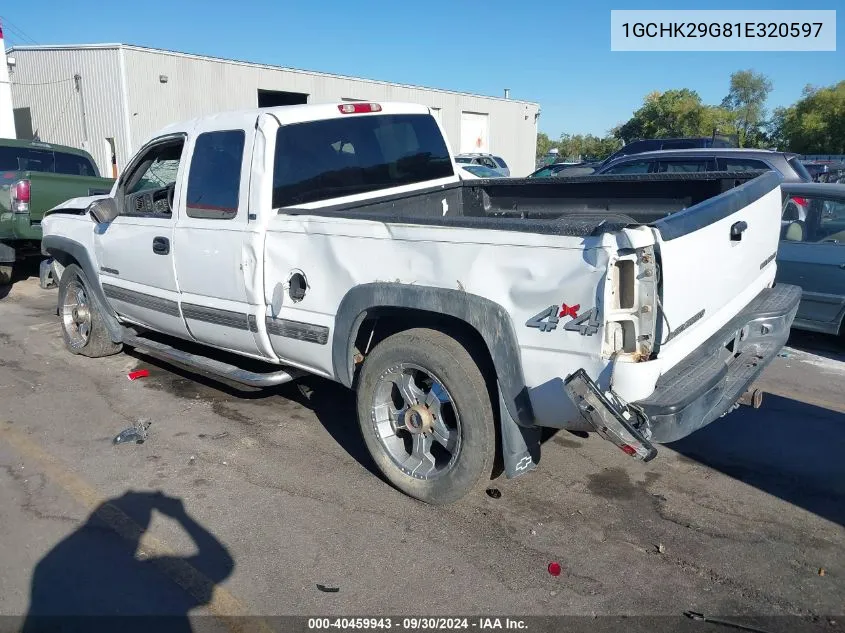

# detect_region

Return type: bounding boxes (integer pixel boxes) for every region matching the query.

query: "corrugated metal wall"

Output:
[122,47,539,176]
[8,47,128,177]
[10,45,540,177]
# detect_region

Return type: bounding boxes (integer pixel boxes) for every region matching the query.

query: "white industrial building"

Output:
[5,44,540,177]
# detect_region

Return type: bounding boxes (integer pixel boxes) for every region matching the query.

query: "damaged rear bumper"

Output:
[634,283,801,444]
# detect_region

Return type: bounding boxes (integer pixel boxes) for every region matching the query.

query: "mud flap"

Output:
[563,369,657,461]
[499,385,541,479]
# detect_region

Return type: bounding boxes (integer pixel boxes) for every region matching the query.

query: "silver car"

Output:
[777,183,845,335]
[596,148,812,183]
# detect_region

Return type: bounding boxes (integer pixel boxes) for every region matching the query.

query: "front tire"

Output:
[58,263,122,358]
[356,328,496,504]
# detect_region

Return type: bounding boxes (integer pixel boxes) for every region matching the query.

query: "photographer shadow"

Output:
[23,490,235,633]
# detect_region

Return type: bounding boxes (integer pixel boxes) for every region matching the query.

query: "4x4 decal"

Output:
[526,304,600,336]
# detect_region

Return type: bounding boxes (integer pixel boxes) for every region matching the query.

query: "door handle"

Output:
[730,221,748,241]
[840,263,845,270]
[152,236,170,255]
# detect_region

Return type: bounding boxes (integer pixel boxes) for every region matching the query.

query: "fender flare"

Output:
[41,235,123,343]
[332,282,534,426]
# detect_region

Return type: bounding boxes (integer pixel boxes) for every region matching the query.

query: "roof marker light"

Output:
[338,103,382,114]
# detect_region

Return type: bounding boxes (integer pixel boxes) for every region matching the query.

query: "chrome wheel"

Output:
[371,363,461,480]
[61,276,92,349]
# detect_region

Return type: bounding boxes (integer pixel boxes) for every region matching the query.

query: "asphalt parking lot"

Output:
[0,268,843,631]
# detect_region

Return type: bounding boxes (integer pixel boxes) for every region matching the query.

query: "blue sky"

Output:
[1,0,842,138]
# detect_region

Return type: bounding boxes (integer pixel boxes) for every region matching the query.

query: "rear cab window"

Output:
[54,152,98,177]
[0,146,98,176]
[273,113,453,208]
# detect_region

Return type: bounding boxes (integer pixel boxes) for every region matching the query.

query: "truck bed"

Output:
[285,171,773,238]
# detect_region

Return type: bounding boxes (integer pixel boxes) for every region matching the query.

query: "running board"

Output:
[121,329,305,388]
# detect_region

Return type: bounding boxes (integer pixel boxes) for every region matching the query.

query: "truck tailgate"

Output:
[650,172,782,367]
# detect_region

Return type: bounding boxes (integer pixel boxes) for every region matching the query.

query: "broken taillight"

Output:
[563,368,657,462]
[11,179,30,213]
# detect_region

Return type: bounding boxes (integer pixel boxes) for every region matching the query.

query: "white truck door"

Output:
[95,134,192,338]
[172,119,267,358]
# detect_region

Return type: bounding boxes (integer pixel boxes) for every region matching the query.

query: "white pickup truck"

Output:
[42,102,799,504]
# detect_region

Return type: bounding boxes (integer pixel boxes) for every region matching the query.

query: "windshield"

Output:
[788,157,813,182]
[454,157,472,164]
[463,164,501,178]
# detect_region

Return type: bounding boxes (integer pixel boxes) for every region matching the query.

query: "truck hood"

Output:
[47,194,110,214]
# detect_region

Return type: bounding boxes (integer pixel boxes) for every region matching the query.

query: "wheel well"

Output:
[49,250,80,269]
[352,307,504,476]
[352,307,497,391]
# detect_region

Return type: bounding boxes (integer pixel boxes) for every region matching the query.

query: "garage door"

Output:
[460,112,489,153]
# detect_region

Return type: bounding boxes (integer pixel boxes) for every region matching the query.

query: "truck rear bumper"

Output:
[635,283,801,444]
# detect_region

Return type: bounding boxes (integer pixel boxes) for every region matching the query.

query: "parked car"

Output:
[528,162,598,178]
[456,163,504,179]
[802,162,830,182]
[0,138,114,284]
[599,135,737,168]
[454,153,510,177]
[817,165,845,185]
[596,148,813,183]
[777,182,845,335]
[42,101,798,504]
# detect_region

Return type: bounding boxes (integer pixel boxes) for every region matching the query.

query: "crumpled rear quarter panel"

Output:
[264,215,613,426]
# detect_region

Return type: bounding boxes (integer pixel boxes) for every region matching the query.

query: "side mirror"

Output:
[87,198,118,224]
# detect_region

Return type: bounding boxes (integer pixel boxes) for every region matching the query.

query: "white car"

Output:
[42,101,799,504]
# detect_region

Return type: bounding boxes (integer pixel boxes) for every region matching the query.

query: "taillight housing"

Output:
[337,102,382,114]
[10,179,31,213]
[602,242,658,361]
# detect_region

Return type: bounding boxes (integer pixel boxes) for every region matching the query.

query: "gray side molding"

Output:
[332,282,534,426]
[41,235,123,343]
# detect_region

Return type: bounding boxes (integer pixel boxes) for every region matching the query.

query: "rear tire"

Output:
[356,328,496,504]
[0,264,12,286]
[58,263,122,358]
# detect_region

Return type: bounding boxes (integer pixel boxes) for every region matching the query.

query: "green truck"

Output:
[1,138,114,284]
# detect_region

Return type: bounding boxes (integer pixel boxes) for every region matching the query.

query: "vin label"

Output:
[611,10,836,51]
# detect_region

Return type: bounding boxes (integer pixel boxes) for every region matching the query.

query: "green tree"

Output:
[771,81,845,154]
[536,132,558,158]
[614,89,719,141]
[721,70,773,147]
[557,134,622,161]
